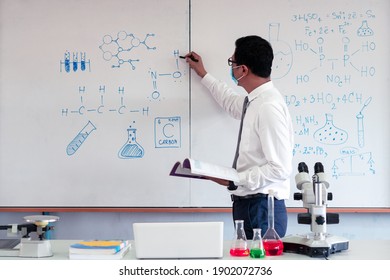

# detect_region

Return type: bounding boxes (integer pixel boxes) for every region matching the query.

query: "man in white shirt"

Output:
[184,35,294,239]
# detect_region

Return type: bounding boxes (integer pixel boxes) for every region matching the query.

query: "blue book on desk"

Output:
[69,240,129,255]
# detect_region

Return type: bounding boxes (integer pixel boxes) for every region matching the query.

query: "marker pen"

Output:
[179,55,199,62]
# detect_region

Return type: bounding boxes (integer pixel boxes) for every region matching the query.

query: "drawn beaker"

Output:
[66,120,96,156]
[118,127,144,159]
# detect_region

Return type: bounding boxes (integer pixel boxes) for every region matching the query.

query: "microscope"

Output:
[0,215,59,258]
[282,162,349,257]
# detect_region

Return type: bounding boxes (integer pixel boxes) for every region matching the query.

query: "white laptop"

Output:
[133,222,224,259]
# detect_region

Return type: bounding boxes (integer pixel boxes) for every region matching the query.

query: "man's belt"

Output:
[231,193,268,202]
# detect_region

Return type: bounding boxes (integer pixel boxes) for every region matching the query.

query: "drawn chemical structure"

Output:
[99,31,156,70]
[66,120,96,156]
[60,51,91,73]
[332,152,375,179]
[313,113,348,145]
[149,50,183,101]
[118,123,145,159]
[154,116,181,148]
[293,17,377,85]
[268,23,293,79]
[61,86,150,117]
[356,96,372,148]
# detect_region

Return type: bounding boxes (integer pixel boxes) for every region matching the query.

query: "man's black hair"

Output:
[234,35,274,78]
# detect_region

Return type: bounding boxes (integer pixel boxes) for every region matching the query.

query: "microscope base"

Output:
[282,234,349,258]
[19,238,53,258]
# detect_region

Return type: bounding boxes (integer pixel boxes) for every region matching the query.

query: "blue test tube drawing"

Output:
[356,97,372,148]
[66,121,97,156]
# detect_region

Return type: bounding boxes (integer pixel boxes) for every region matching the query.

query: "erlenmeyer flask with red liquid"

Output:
[230,220,249,257]
[263,190,284,256]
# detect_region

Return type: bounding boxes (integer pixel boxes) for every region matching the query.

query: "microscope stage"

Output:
[283,234,349,258]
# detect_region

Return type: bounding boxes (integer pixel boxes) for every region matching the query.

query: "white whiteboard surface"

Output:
[190,0,390,208]
[0,0,191,207]
[0,0,389,208]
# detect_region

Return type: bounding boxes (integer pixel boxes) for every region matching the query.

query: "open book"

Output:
[170,158,239,182]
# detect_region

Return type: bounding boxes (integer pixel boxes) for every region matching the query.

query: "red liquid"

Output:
[263,240,283,256]
[230,248,250,257]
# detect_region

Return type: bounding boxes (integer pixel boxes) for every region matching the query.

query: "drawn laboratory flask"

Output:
[263,190,283,256]
[313,114,348,145]
[250,228,265,258]
[268,23,293,79]
[230,220,249,257]
[357,20,374,37]
[118,127,144,159]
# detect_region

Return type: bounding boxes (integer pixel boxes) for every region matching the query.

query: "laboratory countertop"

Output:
[0,239,389,260]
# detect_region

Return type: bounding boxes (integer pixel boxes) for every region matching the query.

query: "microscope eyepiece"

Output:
[314,162,324,173]
[298,162,309,173]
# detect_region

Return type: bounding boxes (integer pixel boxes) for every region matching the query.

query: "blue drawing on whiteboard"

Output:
[356,96,372,148]
[61,85,150,117]
[268,23,293,79]
[66,121,96,156]
[313,113,348,145]
[118,123,144,159]
[357,20,374,36]
[154,117,181,148]
[331,152,375,179]
[149,50,184,101]
[60,51,91,73]
[99,31,156,70]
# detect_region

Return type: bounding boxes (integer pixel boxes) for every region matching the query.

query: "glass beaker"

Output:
[250,228,265,258]
[263,190,284,256]
[230,220,249,257]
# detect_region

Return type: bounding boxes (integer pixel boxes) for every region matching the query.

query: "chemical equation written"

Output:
[282,8,378,179]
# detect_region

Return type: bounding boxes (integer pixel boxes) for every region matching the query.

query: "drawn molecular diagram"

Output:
[149,50,184,101]
[99,31,156,70]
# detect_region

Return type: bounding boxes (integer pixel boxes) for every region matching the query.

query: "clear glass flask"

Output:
[263,190,284,256]
[250,228,265,258]
[230,220,249,257]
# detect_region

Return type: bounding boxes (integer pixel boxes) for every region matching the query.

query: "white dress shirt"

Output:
[201,74,294,200]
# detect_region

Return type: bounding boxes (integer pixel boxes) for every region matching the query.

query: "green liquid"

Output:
[250,248,265,258]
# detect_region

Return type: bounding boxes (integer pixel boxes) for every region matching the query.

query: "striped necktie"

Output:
[232,96,249,169]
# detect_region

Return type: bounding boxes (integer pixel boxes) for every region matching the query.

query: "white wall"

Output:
[1,212,389,241]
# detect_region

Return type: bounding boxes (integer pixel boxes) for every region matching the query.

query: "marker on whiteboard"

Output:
[179,55,199,62]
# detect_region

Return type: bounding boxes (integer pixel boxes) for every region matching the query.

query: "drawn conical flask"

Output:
[263,190,283,256]
[313,114,348,145]
[118,127,144,159]
[357,20,374,36]
[230,220,249,257]
[250,228,265,258]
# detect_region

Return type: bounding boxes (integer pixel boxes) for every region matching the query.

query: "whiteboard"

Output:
[190,0,390,208]
[0,0,389,208]
[0,0,191,207]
